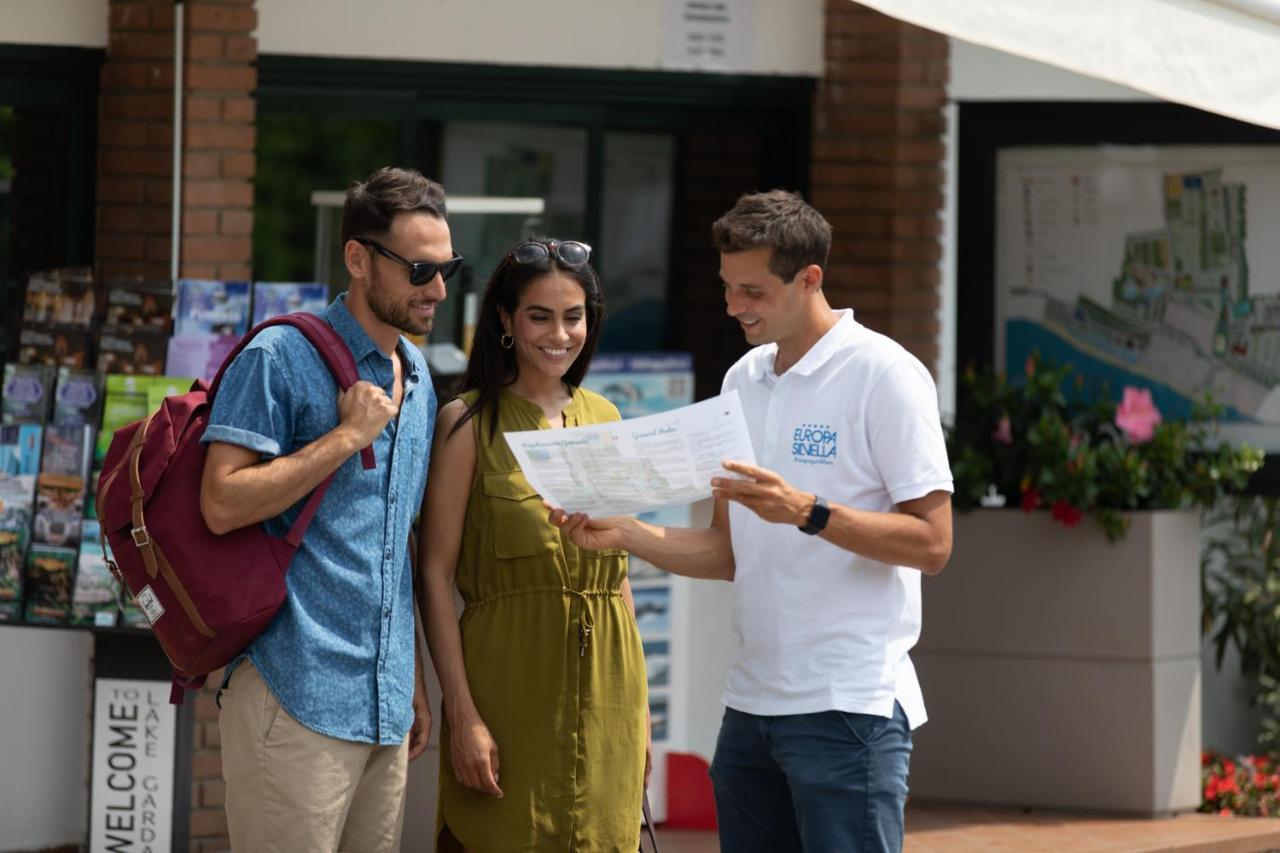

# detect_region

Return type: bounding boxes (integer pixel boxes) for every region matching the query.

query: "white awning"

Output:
[853,0,1280,130]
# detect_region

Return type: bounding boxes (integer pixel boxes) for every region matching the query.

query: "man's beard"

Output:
[366,265,434,337]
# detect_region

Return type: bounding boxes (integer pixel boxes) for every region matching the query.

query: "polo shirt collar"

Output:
[747,309,857,381]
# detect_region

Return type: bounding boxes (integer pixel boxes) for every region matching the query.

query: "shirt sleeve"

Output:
[200,343,295,459]
[865,356,954,506]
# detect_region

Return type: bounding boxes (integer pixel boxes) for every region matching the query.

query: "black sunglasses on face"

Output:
[357,238,463,285]
[508,240,592,268]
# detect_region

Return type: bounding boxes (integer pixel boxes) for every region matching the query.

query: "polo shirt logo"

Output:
[792,422,837,465]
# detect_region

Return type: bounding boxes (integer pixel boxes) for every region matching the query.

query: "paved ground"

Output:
[654,803,1280,853]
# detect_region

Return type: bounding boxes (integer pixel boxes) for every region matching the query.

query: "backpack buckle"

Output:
[131,526,151,548]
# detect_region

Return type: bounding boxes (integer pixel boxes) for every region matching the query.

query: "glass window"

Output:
[599,132,676,351]
[437,120,589,347]
[253,114,400,284]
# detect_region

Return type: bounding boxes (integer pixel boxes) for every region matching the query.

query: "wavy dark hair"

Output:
[340,167,447,244]
[452,239,605,443]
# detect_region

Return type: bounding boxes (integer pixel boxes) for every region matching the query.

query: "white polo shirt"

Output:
[720,309,952,728]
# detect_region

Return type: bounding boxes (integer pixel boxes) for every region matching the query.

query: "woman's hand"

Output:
[451,714,504,798]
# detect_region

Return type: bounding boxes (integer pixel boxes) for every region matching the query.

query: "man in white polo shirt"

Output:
[550,190,953,852]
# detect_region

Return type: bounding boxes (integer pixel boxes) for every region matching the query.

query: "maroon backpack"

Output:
[97,312,375,704]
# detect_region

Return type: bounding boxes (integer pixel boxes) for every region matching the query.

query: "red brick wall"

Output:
[190,673,228,850]
[96,2,255,848]
[96,0,256,284]
[811,1,948,372]
[97,0,177,280]
[181,0,257,282]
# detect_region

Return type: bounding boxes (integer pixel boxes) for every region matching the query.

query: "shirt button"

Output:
[383,606,391,618]
[384,547,392,559]
[390,493,396,506]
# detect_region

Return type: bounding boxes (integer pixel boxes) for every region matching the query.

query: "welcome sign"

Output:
[89,678,176,853]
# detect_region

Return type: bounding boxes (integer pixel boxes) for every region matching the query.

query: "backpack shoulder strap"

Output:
[207,312,376,470]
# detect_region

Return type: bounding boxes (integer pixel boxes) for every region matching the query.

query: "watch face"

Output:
[801,496,830,534]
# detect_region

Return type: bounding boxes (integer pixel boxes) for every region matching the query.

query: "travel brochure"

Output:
[2,364,55,425]
[252,282,329,325]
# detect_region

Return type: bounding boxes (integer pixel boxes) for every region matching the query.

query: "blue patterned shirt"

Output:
[202,296,434,744]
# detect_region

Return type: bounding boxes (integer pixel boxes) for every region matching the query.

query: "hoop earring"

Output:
[500,333,514,349]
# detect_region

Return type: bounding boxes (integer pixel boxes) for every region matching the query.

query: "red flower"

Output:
[1050,500,1083,528]
[1219,808,1233,817]
[1021,487,1041,513]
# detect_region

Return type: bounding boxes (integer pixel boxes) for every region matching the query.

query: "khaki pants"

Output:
[219,661,409,852]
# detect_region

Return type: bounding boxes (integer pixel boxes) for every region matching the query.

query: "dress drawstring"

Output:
[563,588,596,656]
[465,586,619,657]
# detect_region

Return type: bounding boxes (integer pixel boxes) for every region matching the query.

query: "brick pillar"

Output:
[810,1,948,372]
[96,0,256,284]
[190,674,228,850]
[96,2,255,848]
[97,0,178,280]
[181,0,256,282]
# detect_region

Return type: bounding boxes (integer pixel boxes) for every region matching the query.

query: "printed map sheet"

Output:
[504,391,756,516]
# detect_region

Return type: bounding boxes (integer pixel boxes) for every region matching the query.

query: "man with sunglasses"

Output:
[552,190,953,852]
[200,166,460,850]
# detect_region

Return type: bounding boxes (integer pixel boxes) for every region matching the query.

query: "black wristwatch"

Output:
[798,495,830,535]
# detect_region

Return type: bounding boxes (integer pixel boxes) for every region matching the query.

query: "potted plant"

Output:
[908,355,1263,815]
[946,355,1262,539]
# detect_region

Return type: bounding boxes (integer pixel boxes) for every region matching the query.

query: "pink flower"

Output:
[1115,387,1162,443]
[992,416,1013,445]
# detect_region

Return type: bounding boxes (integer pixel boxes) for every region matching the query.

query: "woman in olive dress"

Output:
[418,239,648,852]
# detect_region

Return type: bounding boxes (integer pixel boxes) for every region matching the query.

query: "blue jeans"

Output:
[709,703,912,853]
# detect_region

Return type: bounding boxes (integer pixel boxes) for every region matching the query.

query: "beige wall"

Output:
[0,628,93,850]
[1,0,824,75]
[0,0,108,46]
[257,0,824,75]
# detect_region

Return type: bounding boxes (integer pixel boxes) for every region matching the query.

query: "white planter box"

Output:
[910,509,1202,815]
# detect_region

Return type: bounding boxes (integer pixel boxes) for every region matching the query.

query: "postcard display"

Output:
[3,272,332,850]
[582,353,717,822]
[0,272,327,629]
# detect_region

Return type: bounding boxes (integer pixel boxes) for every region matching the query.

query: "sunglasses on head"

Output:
[508,240,592,269]
[356,238,464,285]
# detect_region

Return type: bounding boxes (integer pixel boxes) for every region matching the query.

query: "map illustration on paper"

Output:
[999,147,1280,439]
[505,392,756,517]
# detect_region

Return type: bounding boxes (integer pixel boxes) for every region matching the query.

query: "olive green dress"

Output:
[437,387,647,853]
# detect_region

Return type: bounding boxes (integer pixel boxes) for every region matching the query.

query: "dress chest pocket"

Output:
[483,470,559,559]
